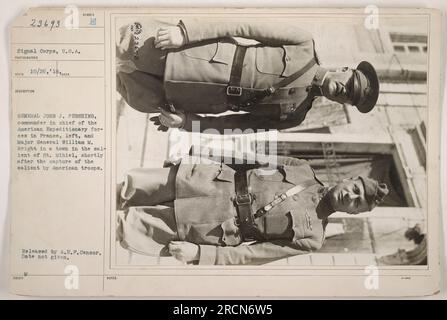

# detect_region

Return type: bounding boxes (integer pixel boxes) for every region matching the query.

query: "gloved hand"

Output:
[150,107,186,131]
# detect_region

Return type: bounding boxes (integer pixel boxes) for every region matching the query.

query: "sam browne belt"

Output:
[226,45,317,111]
[233,168,316,241]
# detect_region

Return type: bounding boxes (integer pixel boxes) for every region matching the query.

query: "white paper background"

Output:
[0,0,446,299]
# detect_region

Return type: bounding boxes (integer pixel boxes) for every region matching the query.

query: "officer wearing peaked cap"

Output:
[116,18,380,133]
[116,156,389,265]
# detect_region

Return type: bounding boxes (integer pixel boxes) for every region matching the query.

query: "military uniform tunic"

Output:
[116,19,323,132]
[117,156,329,265]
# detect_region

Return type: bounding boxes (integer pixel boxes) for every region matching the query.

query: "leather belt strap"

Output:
[227,45,247,106]
[254,179,316,219]
[233,169,256,241]
[268,58,317,94]
[233,169,316,241]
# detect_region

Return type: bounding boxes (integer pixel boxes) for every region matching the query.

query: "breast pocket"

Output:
[181,41,234,65]
[282,43,315,77]
[289,208,317,242]
[214,164,235,183]
[255,46,286,75]
[181,42,218,61]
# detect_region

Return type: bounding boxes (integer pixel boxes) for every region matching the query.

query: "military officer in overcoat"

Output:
[116,155,389,265]
[116,19,380,133]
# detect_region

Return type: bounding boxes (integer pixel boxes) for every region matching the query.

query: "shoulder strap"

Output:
[271,57,317,93]
[227,45,248,105]
[253,179,316,219]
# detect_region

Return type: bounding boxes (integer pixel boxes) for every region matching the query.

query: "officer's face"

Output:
[322,67,355,104]
[329,177,369,214]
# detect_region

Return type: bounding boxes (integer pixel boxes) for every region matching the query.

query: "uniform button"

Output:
[293,195,300,201]
[289,88,296,94]
[285,56,291,62]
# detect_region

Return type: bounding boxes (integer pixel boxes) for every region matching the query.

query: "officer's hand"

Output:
[150,108,186,131]
[149,115,168,132]
[154,26,185,50]
[168,241,200,263]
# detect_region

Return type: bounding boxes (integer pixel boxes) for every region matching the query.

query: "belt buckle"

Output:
[235,193,252,205]
[226,86,242,96]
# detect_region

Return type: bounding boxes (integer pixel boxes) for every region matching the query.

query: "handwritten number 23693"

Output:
[30,19,61,31]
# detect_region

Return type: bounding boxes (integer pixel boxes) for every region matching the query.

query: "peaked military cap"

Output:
[351,61,380,113]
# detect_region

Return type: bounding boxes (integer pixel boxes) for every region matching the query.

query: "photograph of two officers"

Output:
[114,17,427,266]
